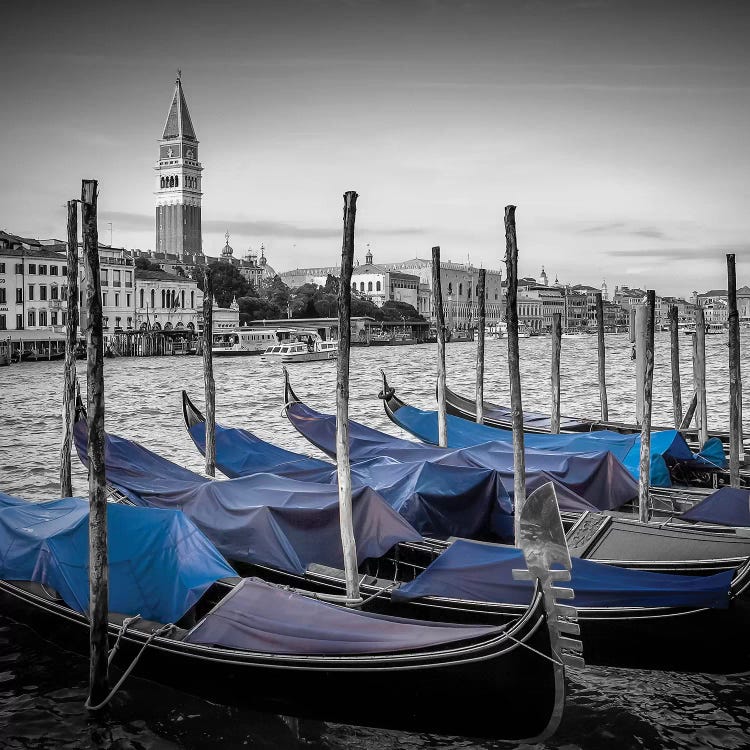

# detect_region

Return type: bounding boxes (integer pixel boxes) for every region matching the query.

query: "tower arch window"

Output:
[181,290,185,308]
[174,176,178,188]
[161,290,166,308]
[191,291,195,307]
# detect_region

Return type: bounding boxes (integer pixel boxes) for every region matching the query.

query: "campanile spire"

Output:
[154,74,203,260]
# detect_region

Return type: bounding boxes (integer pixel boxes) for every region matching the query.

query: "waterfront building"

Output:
[0,232,69,349]
[81,245,136,336]
[563,288,587,331]
[516,293,543,332]
[519,285,564,331]
[350,247,420,309]
[154,74,203,261]
[385,258,504,329]
[738,286,750,323]
[212,295,240,335]
[278,265,337,289]
[134,268,203,334]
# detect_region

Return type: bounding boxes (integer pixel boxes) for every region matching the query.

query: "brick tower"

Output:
[154,74,203,260]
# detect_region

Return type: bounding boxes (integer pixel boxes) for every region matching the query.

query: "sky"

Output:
[2,0,749,298]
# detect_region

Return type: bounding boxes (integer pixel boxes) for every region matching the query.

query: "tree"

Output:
[135,256,161,271]
[201,262,251,307]
[381,300,424,322]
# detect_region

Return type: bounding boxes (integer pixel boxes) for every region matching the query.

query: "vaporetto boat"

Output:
[260,329,338,363]
[212,328,279,356]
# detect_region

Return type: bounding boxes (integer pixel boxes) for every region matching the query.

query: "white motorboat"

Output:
[261,329,338,363]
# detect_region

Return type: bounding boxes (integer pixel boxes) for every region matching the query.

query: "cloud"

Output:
[578,221,669,240]
[605,243,750,260]
[100,211,425,239]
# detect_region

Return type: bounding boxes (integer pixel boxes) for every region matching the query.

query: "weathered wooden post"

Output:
[432,246,448,447]
[628,307,637,343]
[727,253,742,486]
[202,268,216,477]
[81,179,108,708]
[668,305,682,428]
[60,200,79,498]
[336,191,362,604]
[634,303,648,425]
[475,268,486,424]
[638,291,655,522]
[550,312,562,434]
[504,206,526,542]
[595,292,608,422]
[694,305,708,447]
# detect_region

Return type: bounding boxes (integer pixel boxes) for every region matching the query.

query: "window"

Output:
[140,289,144,307]
[125,271,132,288]
[126,293,131,307]
[100,269,108,286]
[150,289,155,307]
[28,311,36,327]
[0,289,5,304]
[102,292,108,306]
[62,266,67,276]
[61,286,67,300]
[115,293,120,307]
[28,285,34,301]
[103,317,109,329]
[376,281,381,291]
[352,282,356,290]
[16,314,23,329]
[113,270,121,287]
[447,283,452,295]
[28,264,36,274]
[39,311,47,326]
[62,312,67,325]
[115,317,121,329]
[51,312,58,325]
[40,286,47,301]
[367,281,372,292]
[181,290,185,308]
[162,290,166,308]
[16,288,22,303]
[459,283,463,296]
[0,263,4,273]
[360,282,365,291]
[51,285,58,300]
[38,265,47,275]
[190,291,194,308]
[0,315,5,330]
[50,265,58,276]
[127,317,132,328]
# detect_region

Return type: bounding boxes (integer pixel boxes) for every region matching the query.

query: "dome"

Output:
[220,230,234,261]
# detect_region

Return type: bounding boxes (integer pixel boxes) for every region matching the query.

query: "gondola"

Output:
[178,391,750,671]
[442,382,750,475]
[0,488,572,740]
[277,377,750,577]
[378,373,729,491]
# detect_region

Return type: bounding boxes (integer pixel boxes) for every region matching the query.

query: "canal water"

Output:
[0,332,748,749]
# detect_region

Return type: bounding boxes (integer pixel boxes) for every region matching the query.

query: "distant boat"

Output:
[212,328,278,356]
[261,328,338,363]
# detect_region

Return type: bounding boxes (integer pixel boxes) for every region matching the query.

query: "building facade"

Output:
[155,75,203,260]
[135,268,203,334]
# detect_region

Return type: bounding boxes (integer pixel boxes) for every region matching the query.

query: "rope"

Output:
[503,631,564,667]
[85,621,175,711]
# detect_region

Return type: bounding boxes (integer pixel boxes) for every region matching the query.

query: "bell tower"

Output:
[155,73,203,260]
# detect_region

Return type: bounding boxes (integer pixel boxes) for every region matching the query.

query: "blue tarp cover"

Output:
[387,401,727,488]
[74,421,421,575]
[0,493,236,623]
[680,487,750,527]
[189,421,515,540]
[185,576,500,654]
[285,401,638,512]
[393,539,733,610]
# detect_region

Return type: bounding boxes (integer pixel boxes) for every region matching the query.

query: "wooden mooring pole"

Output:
[60,200,79,497]
[550,312,561,434]
[336,191,361,604]
[668,305,682,428]
[634,303,647,425]
[81,179,108,709]
[694,305,708,447]
[202,268,216,477]
[727,253,742,485]
[432,246,448,447]
[595,292,608,422]
[638,290,655,523]
[504,205,526,543]
[475,268,486,424]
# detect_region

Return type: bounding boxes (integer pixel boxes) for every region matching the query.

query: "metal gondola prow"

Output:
[282,366,302,411]
[513,481,584,741]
